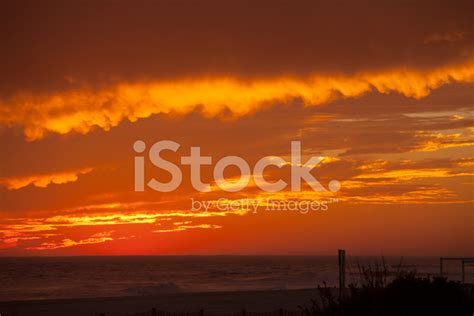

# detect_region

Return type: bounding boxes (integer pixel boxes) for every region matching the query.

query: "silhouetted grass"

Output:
[300,260,474,316]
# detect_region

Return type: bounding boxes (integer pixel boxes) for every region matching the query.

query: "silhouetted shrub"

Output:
[301,271,474,316]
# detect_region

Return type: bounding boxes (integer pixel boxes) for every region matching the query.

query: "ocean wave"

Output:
[121,282,182,295]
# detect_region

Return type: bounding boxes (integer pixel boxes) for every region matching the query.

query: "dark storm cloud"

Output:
[0,0,472,95]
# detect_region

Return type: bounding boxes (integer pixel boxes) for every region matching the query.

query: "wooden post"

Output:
[462,260,465,284]
[338,249,346,299]
[440,257,443,277]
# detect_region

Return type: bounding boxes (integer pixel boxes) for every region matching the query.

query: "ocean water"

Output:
[0,256,467,301]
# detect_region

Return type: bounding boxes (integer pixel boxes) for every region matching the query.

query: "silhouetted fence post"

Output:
[151,307,157,316]
[338,249,346,299]
[440,257,443,277]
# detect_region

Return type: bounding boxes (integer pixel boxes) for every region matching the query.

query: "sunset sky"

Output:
[0,0,473,256]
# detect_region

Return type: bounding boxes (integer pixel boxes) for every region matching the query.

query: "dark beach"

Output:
[0,288,321,316]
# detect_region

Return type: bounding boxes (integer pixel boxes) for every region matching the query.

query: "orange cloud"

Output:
[1,60,474,140]
[354,168,474,181]
[413,131,474,152]
[0,234,43,249]
[27,231,114,250]
[0,167,93,190]
[153,223,222,233]
[340,186,466,204]
[42,209,248,227]
[0,208,248,249]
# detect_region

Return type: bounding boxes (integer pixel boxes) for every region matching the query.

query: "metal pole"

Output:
[440,257,443,277]
[338,249,346,299]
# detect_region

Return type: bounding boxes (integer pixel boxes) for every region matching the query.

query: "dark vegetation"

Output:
[300,260,474,316]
